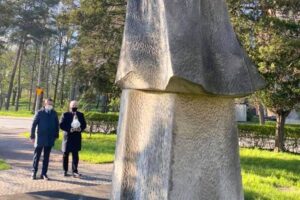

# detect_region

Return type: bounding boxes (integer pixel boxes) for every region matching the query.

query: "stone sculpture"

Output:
[112,0,265,199]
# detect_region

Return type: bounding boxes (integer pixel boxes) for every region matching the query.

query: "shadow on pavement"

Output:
[28,190,108,200]
[2,184,111,200]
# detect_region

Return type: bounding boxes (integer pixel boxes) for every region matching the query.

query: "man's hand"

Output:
[70,127,81,133]
[30,138,35,143]
[76,127,81,132]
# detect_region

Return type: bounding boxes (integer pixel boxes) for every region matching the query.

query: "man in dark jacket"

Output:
[30,98,59,180]
[60,100,86,178]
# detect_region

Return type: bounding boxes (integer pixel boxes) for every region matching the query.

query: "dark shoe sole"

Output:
[40,176,49,181]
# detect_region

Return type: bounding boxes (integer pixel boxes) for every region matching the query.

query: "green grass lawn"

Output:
[54,133,116,164]
[241,148,300,200]
[0,98,34,117]
[0,158,10,170]
[23,132,300,199]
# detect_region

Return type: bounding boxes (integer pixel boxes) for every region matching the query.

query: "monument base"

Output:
[112,89,243,200]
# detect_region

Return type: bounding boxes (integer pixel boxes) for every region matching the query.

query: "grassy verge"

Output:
[241,148,300,200]
[0,159,10,170]
[22,133,300,199]
[0,110,34,118]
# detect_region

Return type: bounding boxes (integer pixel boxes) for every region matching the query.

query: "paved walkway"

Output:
[0,117,113,199]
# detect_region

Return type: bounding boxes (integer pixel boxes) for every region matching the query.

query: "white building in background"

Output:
[266,109,300,124]
[286,110,300,125]
[235,104,247,122]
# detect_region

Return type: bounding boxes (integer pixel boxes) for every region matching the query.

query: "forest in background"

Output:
[0,0,299,151]
[0,0,126,112]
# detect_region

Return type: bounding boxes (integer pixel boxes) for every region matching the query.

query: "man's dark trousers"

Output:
[32,146,52,175]
[63,151,79,173]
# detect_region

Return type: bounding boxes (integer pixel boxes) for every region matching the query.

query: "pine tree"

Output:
[65,0,126,105]
[228,0,300,152]
[2,0,59,110]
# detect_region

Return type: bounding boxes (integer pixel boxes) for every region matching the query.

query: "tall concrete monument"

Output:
[112,0,265,199]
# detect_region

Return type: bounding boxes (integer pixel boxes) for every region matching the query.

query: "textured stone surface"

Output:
[112,90,243,200]
[116,0,265,96]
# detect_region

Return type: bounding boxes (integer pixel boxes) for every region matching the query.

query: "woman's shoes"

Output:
[64,171,81,178]
[31,172,36,180]
[72,172,81,178]
[40,174,49,181]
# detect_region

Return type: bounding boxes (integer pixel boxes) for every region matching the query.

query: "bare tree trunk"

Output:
[32,44,41,112]
[100,94,109,113]
[0,82,3,110]
[44,58,50,98]
[34,40,45,113]
[60,45,69,107]
[70,78,76,100]
[15,49,24,111]
[96,94,100,109]
[47,59,55,98]
[257,103,265,125]
[32,93,37,113]
[39,92,44,108]
[5,41,24,110]
[53,35,63,106]
[15,75,21,111]
[15,87,22,111]
[45,64,50,98]
[0,95,2,110]
[28,46,38,110]
[70,80,80,101]
[12,88,17,106]
[274,112,289,152]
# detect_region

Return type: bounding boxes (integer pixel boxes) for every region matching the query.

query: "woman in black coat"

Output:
[60,100,86,177]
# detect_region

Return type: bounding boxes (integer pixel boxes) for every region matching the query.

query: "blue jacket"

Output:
[30,108,59,147]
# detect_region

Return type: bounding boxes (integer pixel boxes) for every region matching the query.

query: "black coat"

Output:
[59,111,86,152]
[30,108,59,147]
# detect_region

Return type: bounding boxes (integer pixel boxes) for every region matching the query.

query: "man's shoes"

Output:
[31,172,37,180]
[40,174,49,181]
[72,172,81,178]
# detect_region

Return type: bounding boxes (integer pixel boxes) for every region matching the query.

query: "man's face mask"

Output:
[72,107,78,112]
[45,105,53,111]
